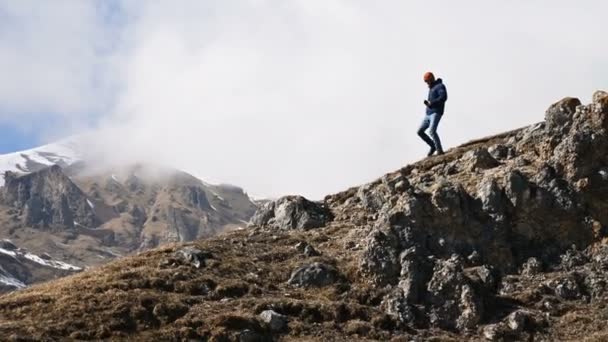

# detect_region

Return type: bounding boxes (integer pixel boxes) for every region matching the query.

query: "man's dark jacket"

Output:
[426,78,448,115]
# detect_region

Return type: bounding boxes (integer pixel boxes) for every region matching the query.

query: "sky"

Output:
[0,1,607,199]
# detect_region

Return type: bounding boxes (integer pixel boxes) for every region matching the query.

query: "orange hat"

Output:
[423,72,435,82]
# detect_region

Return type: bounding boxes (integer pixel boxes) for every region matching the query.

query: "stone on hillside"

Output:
[398,246,432,303]
[547,276,581,300]
[487,144,511,160]
[463,148,500,171]
[294,241,321,257]
[174,246,211,268]
[545,97,581,131]
[592,90,608,104]
[506,310,530,332]
[427,255,484,331]
[259,310,288,332]
[288,262,338,288]
[477,177,507,215]
[521,257,542,276]
[559,248,588,271]
[250,196,333,230]
[359,228,401,286]
[249,196,332,230]
[358,183,392,211]
[382,290,416,325]
[483,323,507,341]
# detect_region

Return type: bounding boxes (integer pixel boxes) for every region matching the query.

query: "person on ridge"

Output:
[418,71,447,156]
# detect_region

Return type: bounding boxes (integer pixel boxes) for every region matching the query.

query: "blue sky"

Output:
[0,122,40,153]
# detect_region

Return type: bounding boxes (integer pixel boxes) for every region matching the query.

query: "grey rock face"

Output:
[547,276,582,300]
[462,148,500,171]
[382,290,416,325]
[545,97,581,131]
[359,228,401,286]
[427,255,483,331]
[1,166,97,230]
[288,262,339,288]
[249,196,332,230]
[174,246,211,268]
[259,310,288,332]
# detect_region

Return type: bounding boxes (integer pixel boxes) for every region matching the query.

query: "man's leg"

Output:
[429,113,444,154]
[417,116,434,147]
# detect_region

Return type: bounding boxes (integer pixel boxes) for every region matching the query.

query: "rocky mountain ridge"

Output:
[0,148,258,293]
[0,90,607,341]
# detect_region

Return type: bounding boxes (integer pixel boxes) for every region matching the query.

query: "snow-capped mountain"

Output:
[0,138,259,293]
[0,138,82,187]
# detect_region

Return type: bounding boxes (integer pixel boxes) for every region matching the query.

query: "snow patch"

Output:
[87,199,95,209]
[23,253,82,271]
[0,247,17,258]
[0,137,82,187]
[210,205,217,211]
[0,273,26,289]
[111,174,120,182]
[211,191,225,201]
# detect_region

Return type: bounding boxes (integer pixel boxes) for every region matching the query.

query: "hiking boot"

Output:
[427,147,436,157]
[437,150,445,156]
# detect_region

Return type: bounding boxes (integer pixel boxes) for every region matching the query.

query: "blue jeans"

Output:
[417,113,443,152]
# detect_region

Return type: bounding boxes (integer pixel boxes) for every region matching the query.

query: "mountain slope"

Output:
[0,141,258,293]
[0,90,607,341]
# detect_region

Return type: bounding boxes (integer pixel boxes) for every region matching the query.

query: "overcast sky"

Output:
[0,1,606,199]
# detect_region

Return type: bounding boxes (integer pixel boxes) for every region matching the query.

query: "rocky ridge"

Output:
[0,91,607,341]
[0,162,258,293]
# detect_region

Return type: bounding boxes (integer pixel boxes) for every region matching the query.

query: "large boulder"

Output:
[426,255,484,331]
[249,196,332,230]
[287,262,339,288]
[545,97,581,132]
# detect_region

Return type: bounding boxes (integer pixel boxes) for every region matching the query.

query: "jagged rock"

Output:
[521,257,542,276]
[181,186,212,211]
[477,177,507,216]
[506,310,530,332]
[560,248,588,270]
[398,246,432,303]
[592,90,608,104]
[288,262,338,288]
[259,310,288,332]
[487,144,515,160]
[462,148,500,171]
[358,183,392,211]
[545,97,581,131]
[294,241,321,257]
[359,228,401,286]
[583,271,607,299]
[483,323,507,341]
[382,290,416,325]
[174,247,211,268]
[0,240,17,250]
[249,196,332,230]
[1,165,98,229]
[427,255,483,331]
[547,276,581,300]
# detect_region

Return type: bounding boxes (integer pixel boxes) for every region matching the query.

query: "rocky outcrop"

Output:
[1,166,98,229]
[250,196,332,230]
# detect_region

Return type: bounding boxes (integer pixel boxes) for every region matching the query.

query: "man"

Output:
[418,72,447,156]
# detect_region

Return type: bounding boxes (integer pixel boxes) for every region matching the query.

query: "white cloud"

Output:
[2,1,608,199]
